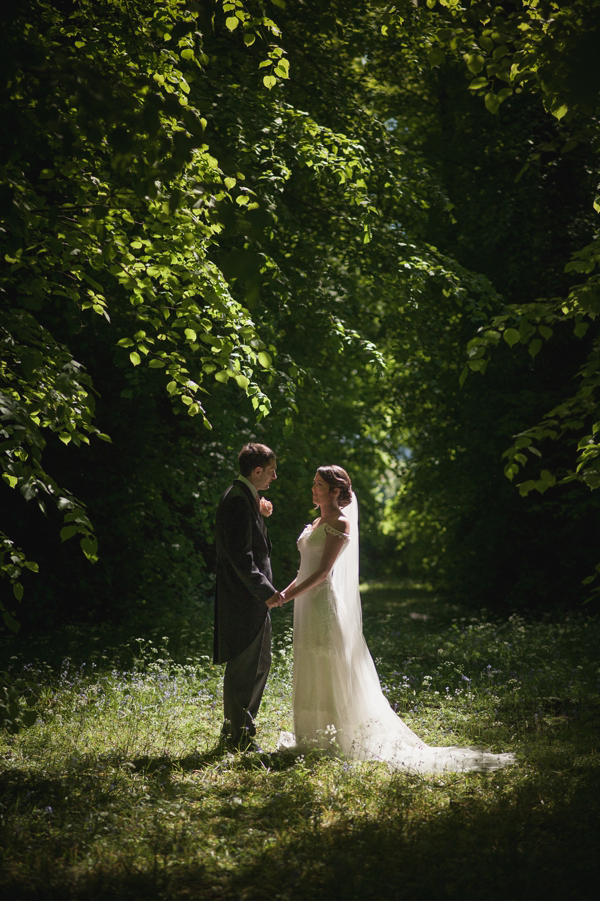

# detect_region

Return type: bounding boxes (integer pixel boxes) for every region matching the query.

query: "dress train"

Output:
[278,507,515,774]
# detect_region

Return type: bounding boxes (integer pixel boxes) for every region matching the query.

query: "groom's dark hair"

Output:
[238,443,276,476]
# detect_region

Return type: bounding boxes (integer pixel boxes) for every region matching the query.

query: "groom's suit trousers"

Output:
[222,612,272,744]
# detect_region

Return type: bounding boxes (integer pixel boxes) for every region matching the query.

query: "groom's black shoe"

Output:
[237,736,263,753]
[219,733,263,754]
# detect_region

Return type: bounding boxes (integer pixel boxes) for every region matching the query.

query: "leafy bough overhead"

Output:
[0,308,102,630]
[423,0,600,593]
[437,0,600,498]
[0,0,379,625]
[461,271,600,498]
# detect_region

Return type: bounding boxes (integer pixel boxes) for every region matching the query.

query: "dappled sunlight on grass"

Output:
[360,579,437,617]
[1,583,599,899]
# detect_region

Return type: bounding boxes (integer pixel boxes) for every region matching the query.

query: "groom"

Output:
[213,443,280,752]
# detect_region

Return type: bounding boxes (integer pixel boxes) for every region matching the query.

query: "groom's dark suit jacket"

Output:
[213,480,275,664]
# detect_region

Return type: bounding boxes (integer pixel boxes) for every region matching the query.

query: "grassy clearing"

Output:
[1,583,600,900]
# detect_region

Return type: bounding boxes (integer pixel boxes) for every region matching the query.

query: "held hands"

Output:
[266,591,286,609]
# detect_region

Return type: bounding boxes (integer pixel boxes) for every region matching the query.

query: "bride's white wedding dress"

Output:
[278,495,515,773]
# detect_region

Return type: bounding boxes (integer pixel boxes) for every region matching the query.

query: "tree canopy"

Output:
[2,0,600,631]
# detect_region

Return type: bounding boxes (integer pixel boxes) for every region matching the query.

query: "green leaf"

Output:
[503,328,520,346]
[2,609,20,633]
[60,525,78,542]
[428,48,445,68]
[13,582,24,601]
[484,93,500,114]
[22,709,37,727]
[130,351,141,366]
[257,351,272,368]
[465,54,485,75]
[81,536,98,561]
[528,338,542,357]
[574,322,589,338]
[468,77,488,91]
[225,16,239,31]
[468,359,488,373]
[235,374,250,389]
[274,59,289,78]
[518,480,537,496]
[263,76,277,90]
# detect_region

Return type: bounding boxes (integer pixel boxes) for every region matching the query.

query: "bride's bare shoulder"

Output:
[322,512,350,535]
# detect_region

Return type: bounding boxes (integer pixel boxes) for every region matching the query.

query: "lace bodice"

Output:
[296,523,350,588]
[298,522,350,543]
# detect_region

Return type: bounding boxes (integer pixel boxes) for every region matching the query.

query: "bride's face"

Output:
[312,473,335,508]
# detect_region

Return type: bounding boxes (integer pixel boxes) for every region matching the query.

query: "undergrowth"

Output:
[0,583,599,900]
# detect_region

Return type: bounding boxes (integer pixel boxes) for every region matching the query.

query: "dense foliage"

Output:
[2,0,600,631]
[1,0,381,627]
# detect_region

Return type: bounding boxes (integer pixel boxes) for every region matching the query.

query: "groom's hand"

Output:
[266,591,283,608]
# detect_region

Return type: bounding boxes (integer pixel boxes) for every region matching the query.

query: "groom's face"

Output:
[254,459,277,492]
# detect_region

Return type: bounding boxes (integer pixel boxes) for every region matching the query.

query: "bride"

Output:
[275,465,515,773]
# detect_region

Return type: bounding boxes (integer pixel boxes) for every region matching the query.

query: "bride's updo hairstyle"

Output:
[317,465,353,507]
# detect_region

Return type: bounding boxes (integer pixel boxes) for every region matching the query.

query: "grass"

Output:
[1,582,600,900]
